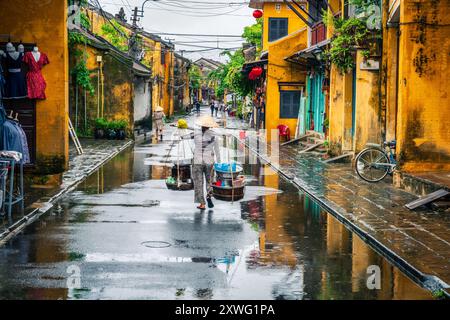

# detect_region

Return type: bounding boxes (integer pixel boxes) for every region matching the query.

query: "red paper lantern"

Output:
[248,67,263,80]
[252,66,263,77]
[253,10,263,19]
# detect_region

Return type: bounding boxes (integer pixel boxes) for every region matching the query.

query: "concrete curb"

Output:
[0,140,134,247]
[235,133,449,299]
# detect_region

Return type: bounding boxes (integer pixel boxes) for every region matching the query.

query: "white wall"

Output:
[134,78,152,125]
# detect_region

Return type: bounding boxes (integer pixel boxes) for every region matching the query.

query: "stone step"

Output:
[305,130,325,140]
[306,136,325,145]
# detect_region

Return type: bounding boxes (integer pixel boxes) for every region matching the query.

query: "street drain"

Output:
[141,241,172,248]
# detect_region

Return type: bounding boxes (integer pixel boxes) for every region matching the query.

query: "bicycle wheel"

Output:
[355,148,390,183]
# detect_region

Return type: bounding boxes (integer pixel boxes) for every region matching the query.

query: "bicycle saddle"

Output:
[384,140,396,149]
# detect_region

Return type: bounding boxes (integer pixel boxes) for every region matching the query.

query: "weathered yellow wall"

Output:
[88,9,175,116]
[262,2,307,52]
[383,27,399,143]
[353,52,382,153]
[265,29,308,139]
[395,0,450,171]
[328,67,354,152]
[68,43,135,138]
[0,1,69,173]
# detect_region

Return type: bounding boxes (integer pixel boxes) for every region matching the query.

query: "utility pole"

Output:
[131,6,140,29]
[129,1,158,60]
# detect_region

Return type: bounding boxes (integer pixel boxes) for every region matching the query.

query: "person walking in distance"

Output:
[195,100,201,114]
[210,100,215,117]
[214,99,219,117]
[153,106,165,141]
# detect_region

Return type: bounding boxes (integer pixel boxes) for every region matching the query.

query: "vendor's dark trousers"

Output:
[193,164,213,204]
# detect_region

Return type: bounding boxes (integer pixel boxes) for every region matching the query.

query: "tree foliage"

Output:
[243,18,263,53]
[323,1,381,74]
[189,65,202,90]
[101,20,129,52]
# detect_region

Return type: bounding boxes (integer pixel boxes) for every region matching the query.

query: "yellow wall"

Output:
[69,44,134,134]
[328,67,354,152]
[353,52,382,153]
[0,1,69,173]
[262,2,307,52]
[383,27,399,144]
[88,9,175,116]
[395,0,450,171]
[265,29,308,138]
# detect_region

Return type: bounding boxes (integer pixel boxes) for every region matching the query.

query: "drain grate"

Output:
[141,241,172,248]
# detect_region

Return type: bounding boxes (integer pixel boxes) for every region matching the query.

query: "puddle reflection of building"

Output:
[324,213,431,299]
[150,165,172,180]
[81,149,134,194]
[19,207,71,299]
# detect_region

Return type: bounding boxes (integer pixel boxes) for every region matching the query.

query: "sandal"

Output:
[197,204,206,210]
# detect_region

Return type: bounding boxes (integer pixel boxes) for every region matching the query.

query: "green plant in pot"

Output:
[94,118,108,139]
[106,120,118,140]
[115,120,128,140]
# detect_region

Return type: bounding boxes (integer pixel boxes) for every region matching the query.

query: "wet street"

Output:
[0,114,433,300]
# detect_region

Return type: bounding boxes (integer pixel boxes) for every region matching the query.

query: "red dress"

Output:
[23,52,49,100]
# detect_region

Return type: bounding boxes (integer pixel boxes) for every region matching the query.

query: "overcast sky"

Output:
[97,0,255,63]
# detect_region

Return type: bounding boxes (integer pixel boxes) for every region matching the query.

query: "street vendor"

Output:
[192,115,221,210]
[153,106,165,141]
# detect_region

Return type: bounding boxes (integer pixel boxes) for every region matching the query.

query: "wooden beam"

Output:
[405,189,450,210]
[293,0,317,23]
[283,0,314,28]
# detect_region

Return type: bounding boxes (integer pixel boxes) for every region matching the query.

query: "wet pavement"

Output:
[234,126,450,295]
[0,138,133,241]
[0,109,434,300]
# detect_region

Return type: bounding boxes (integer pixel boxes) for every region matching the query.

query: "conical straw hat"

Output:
[196,115,219,128]
[155,106,164,112]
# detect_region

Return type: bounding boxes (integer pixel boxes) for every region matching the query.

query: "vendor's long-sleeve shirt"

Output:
[192,128,221,165]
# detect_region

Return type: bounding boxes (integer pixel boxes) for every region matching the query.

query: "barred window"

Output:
[280,91,300,119]
[269,18,288,42]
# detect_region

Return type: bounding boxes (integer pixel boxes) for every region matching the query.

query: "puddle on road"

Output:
[0,139,433,300]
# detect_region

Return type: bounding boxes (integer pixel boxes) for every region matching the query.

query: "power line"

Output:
[149,2,248,17]
[149,32,244,38]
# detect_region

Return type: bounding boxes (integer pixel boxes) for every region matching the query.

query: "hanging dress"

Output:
[23,52,49,100]
[4,52,27,99]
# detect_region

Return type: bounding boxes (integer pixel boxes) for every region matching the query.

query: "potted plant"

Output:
[115,119,127,140]
[106,120,117,140]
[94,118,108,139]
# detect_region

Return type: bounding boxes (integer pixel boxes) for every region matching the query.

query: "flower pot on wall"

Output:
[107,129,117,140]
[94,128,105,139]
[116,129,126,140]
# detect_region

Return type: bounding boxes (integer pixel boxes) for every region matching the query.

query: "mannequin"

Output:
[18,43,25,54]
[5,42,20,60]
[23,44,49,100]
[4,42,27,99]
[32,46,41,63]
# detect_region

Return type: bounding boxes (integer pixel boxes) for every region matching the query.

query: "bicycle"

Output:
[355,140,397,183]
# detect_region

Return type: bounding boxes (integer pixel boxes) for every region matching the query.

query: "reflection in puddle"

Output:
[0,140,433,300]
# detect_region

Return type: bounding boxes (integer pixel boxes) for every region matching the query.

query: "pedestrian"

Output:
[214,99,219,117]
[153,106,165,141]
[195,100,201,114]
[192,115,220,210]
[210,101,215,117]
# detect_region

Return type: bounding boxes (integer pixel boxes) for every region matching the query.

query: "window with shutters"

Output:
[280,91,301,119]
[268,18,288,42]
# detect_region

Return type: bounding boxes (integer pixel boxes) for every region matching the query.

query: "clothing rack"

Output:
[0,157,24,218]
